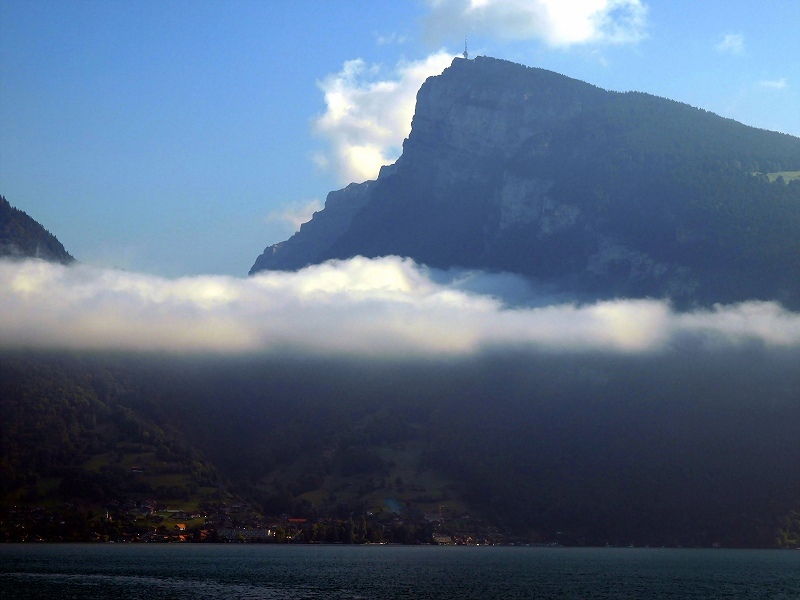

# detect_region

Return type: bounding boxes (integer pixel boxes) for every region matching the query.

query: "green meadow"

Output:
[766,171,800,182]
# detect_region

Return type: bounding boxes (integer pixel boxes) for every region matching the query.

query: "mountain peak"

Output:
[251,57,800,307]
[0,195,75,264]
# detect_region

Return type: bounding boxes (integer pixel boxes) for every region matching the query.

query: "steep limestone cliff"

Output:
[251,56,800,307]
[252,57,605,274]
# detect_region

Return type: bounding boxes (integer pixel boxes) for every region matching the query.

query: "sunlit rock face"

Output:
[251,56,800,307]
[408,56,600,162]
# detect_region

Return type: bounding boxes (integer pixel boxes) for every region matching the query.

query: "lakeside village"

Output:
[0,500,530,546]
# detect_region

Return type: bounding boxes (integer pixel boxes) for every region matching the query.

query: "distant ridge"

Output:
[0,195,75,264]
[251,56,800,308]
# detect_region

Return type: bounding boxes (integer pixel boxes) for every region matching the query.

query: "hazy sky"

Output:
[1,0,798,277]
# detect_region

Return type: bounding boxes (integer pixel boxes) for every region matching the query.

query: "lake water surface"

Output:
[1,544,799,599]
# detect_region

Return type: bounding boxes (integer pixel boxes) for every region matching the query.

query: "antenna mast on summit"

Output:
[463,37,468,60]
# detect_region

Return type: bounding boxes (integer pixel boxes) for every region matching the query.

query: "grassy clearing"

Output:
[35,477,61,497]
[148,473,190,489]
[82,450,160,472]
[299,488,329,505]
[766,171,800,182]
[83,452,115,472]
[289,440,472,519]
[118,452,157,469]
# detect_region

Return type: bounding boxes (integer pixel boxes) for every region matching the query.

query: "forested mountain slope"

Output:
[3,350,800,547]
[0,196,74,264]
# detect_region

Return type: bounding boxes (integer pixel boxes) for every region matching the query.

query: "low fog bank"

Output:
[2,257,800,357]
[3,253,799,546]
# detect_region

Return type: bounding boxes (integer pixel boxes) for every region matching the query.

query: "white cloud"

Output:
[2,257,800,358]
[375,32,408,45]
[757,77,787,90]
[267,199,324,232]
[311,2,648,185]
[313,52,453,184]
[424,0,648,47]
[715,33,744,55]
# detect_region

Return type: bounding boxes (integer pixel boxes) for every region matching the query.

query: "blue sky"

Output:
[1,0,798,277]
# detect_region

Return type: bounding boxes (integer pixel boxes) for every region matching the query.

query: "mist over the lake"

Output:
[2,257,799,358]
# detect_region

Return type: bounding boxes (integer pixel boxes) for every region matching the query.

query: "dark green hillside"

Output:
[0,354,227,523]
[3,351,800,548]
[0,196,74,263]
[518,94,800,303]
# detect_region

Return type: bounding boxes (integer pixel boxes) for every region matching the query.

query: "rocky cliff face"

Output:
[250,180,374,273]
[251,57,600,275]
[251,56,800,307]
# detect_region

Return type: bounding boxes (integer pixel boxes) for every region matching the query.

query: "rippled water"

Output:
[2,544,799,599]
